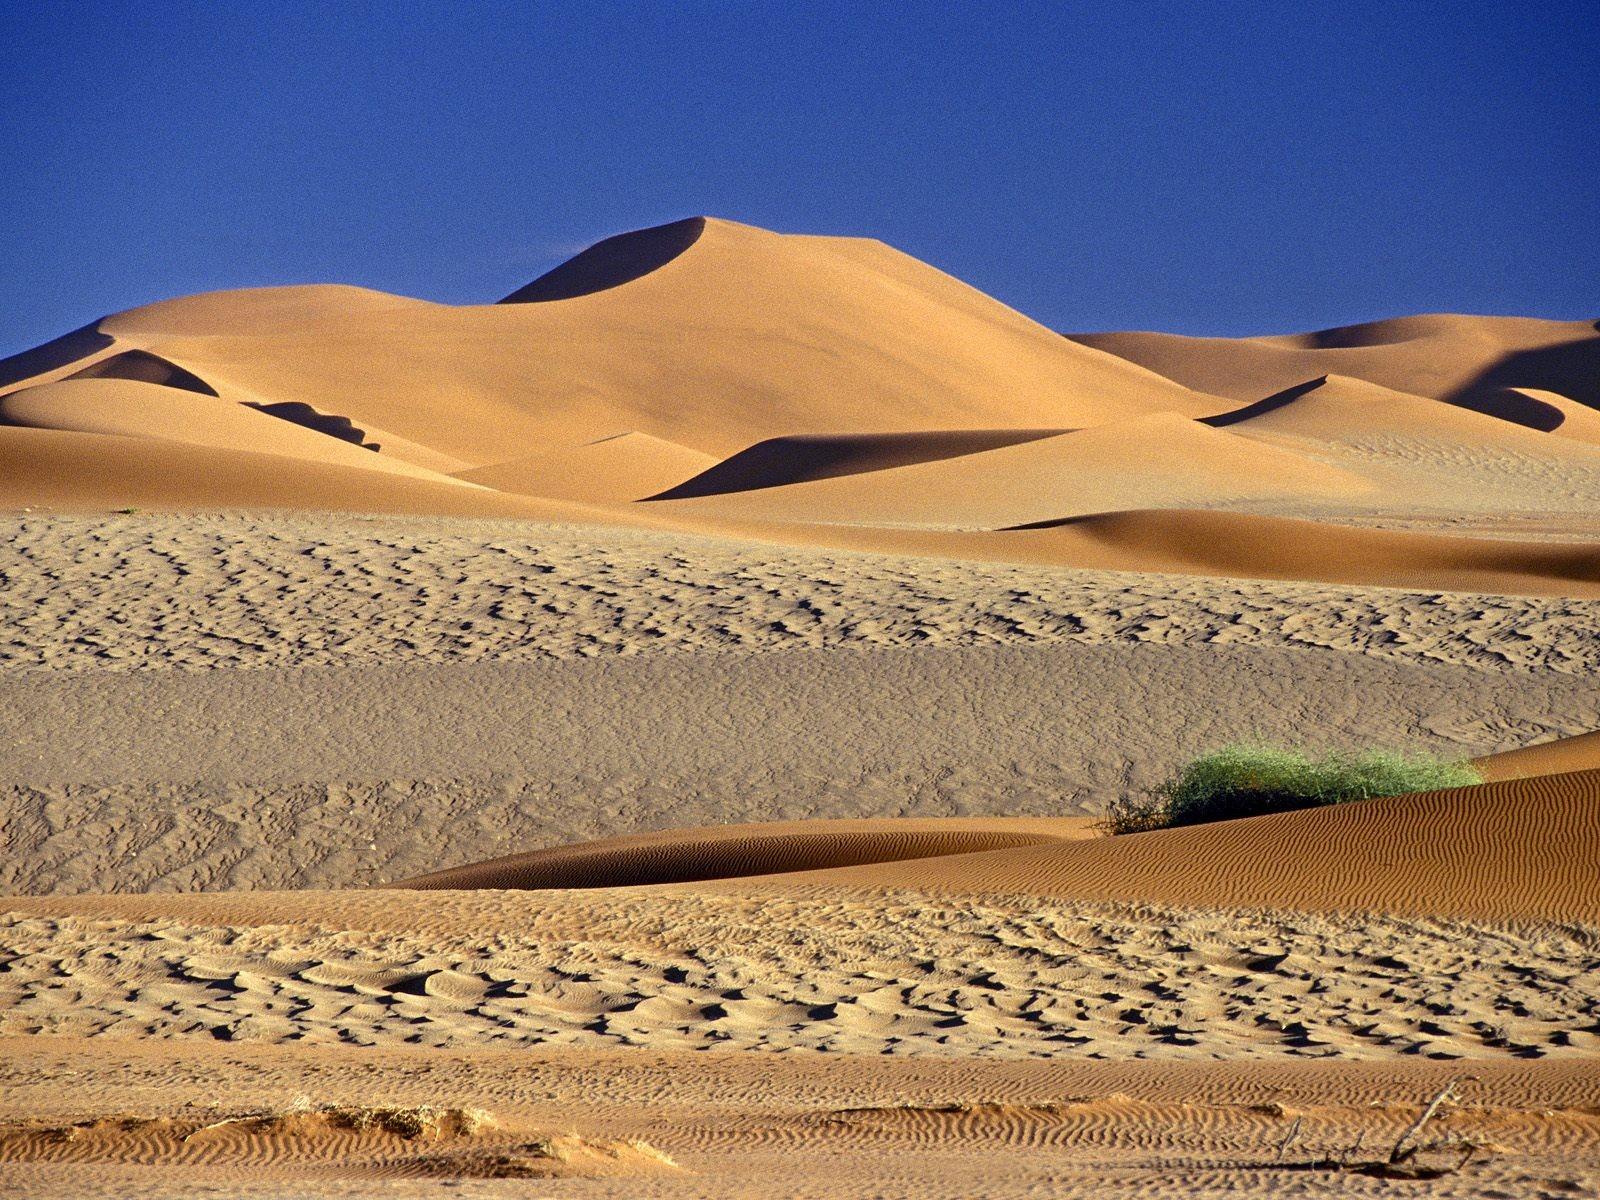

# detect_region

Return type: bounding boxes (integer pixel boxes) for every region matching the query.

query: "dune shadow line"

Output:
[500,217,707,303]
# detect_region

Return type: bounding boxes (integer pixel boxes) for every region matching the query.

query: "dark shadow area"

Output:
[1200,377,1328,427]
[0,323,115,391]
[1001,512,1093,532]
[67,349,218,396]
[646,428,1066,500]
[1449,325,1600,412]
[1449,388,1567,433]
[499,216,707,303]
[243,401,380,451]
[401,829,1056,891]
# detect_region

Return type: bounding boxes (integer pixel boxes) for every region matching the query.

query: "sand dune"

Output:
[1072,312,1600,414]
[1213,373,1600,458]
[1475,729,1600,781]
[400,817,1096,890]
[0,378,467,484]
[0,219,1593,594]
[0,426,600,519]
[810,508,1600,596]
[1464,386,1600,445]
[0,218,1207,468]
[653,413,1374,527]
[392,765,1600,923]
[648,428,1066,497]
[765,768,1600,922]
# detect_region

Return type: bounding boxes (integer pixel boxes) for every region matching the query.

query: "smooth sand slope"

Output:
[0,426,600,520]
[0,377,467,484]
[1071,312,1600,414]
[649,412,1376,528]
[454,431,718,504]
[1477,728,1600,781]
[398,768,1600,924]
[773,769,1600,922]
[400,817,1099,890]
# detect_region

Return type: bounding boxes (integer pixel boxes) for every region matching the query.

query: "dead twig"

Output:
[1389,1078,1460,1165]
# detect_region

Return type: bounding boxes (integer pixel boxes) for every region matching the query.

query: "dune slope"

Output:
[654,413,1374,527]
[0,218,1210,469]
[400,817,1096,890]
[764,769,1600,922]
[1072,313,1600,414]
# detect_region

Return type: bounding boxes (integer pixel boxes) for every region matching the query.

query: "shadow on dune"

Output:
[399,828,1061,891]
[646,428,1065,499]
[1448,388,1568,432]
[1450,323,1600,411]
[499,217,707,303]
[0,324,115,391]
[67,349,218,397]
[1199,377,1326,427]
[244,401,381,451]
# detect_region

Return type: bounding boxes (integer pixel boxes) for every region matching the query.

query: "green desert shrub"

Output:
[1101,745,1482,835]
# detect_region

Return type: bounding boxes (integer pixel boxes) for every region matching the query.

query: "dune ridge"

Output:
[761,768,1600,922]
[400,818,1096,891]
[0,218,1593,594]
[1071,313,1600,413]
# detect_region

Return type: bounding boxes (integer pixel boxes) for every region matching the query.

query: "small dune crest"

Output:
[1071,313,1600,411]
[0,379,473,485]
[647,428,1065,499]
[1209,374,1600,454]
[992,508,1600,596]
[1457,387,1600,445]
[1254,313,1512,350]
[66,348,218,396]
[765,768,1600,923]
[653,413,1372,529]
[0,424,608,520]
[398,818,1092,890]
[500,216,708,302]
[1475,729,1600,782]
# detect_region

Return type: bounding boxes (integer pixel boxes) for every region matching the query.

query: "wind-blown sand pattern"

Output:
[2,217,1598,1196]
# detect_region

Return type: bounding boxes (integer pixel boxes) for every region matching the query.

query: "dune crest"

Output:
[752,768,1600,923]
[1071,313,1600,413]
[500,216,707,302]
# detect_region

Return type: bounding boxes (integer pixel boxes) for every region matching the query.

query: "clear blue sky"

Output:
[4,1,1596,356]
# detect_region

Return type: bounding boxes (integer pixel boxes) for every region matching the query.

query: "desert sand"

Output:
[1,218,1598,1196]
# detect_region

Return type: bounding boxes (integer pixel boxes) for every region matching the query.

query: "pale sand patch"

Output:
[5,1038,1598,1198]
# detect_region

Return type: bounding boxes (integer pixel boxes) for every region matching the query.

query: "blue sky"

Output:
[3,1,1596,356]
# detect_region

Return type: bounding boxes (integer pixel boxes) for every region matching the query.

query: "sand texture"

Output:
[1,218,1597,1196]
[3,514,1597,894]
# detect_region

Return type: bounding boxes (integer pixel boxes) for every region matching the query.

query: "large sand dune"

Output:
[0,217,1595,592]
